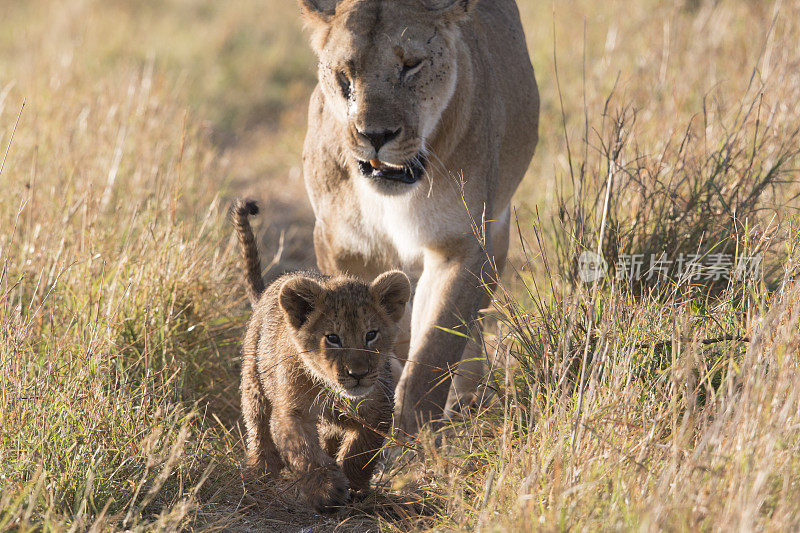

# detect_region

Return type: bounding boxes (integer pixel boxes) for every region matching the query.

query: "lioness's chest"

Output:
[348,178,467,265]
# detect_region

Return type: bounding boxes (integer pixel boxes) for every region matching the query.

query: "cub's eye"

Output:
[325,334,342,346]
[401,58,423,78]
[336,71,351,99]
[365,330,379,343]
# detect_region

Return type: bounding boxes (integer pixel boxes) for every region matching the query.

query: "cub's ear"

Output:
[371,271,411,322]
[280,276,323,329]
[423,0,478,24]
[298,0,340,25]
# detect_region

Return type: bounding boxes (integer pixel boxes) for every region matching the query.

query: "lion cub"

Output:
[231,199,410,512]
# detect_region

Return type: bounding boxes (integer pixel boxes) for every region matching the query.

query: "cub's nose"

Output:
[359,128,401,152]
[347,368,370,381]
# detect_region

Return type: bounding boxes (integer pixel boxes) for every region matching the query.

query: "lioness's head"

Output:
[279,271,411,399]
[300,0,477,189]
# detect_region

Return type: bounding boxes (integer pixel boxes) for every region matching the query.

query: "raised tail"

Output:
[230,198,266,306]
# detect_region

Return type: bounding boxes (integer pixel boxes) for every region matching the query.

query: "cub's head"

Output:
[279,271,411,399]
[299,0,477,191]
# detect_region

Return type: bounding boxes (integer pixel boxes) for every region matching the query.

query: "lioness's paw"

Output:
[300,466,350,513]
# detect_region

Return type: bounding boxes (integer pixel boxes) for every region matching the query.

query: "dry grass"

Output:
[1,0,799,531]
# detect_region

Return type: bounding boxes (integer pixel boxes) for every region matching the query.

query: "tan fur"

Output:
[234,201,410,512]
[298,0,539,433]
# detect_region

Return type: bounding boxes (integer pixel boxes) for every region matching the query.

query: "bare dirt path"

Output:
[225,126,317,277]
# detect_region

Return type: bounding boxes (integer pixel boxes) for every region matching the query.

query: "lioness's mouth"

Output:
[358,157,426,184]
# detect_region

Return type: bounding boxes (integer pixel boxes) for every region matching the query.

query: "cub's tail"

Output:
[230,198,265,306]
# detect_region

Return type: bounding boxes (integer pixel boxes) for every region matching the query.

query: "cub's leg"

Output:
[241,356,282,475]
[319,422,344,459]
[337,426,386,493]
[271,409,349,513]
[338,387,392,493]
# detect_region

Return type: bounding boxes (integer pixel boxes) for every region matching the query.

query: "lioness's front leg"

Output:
[395,245,489,435]
[270,409,349,513]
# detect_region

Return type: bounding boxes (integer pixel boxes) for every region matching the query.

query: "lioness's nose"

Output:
[359,128,401,152]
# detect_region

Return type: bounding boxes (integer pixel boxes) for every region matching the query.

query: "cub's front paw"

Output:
[299,465,350,513]
[244,451,283,479]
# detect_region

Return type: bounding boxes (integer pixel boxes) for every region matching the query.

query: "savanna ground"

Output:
[2,0,800,531]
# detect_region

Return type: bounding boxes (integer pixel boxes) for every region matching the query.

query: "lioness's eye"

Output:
[401,59,423,78]
[365,330,378,343]
[325,334,342,346]
[336,71,351,99]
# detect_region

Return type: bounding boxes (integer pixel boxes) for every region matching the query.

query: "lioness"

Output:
[232,200,411,512]
[297,0,539,434]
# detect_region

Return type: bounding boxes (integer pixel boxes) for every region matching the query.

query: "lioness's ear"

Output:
[298,0,339,25]
[371,271,411,322]
[424,0,478,24]
[280,276,323,329]
[298,0,340,53]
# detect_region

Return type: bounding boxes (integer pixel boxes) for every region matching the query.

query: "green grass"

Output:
[1,0,800,530]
